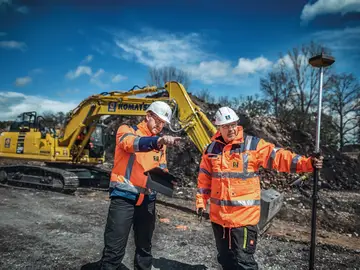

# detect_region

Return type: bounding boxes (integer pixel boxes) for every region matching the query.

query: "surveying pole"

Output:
[308,52,335,270]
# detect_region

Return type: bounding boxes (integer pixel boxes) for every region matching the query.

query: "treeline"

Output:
[147,41,360,151]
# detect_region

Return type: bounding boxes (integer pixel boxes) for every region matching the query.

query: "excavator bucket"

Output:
[258,188,284,234]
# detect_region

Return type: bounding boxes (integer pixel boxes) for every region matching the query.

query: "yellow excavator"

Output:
[0,81,282,230]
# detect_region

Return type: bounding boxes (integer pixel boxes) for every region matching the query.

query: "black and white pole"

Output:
[308,52,335,270]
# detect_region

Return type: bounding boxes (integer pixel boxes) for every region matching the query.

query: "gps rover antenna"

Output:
[308,52,335,270]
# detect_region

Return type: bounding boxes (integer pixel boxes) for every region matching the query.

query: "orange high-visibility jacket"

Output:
[110,121,168,205]
[196,126,314,228]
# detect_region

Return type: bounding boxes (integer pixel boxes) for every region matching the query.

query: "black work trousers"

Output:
[100,196,156,270]
[212,222,259,270]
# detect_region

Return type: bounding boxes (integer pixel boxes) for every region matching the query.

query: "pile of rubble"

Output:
[102,93,360,192]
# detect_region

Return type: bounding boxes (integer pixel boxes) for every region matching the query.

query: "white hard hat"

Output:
[146,101,172,124]
[214,106,239,125]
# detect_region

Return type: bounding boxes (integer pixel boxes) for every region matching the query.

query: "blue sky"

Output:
[0,0,360,120]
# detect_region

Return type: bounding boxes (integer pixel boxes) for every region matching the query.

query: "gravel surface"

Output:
[1,186,359,270]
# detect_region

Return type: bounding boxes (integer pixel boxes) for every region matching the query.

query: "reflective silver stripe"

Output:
[159,163,167,169]
[250,137,260,150]
[244,136,253,151]
[199,167,211,176]
[243,153,248,173]
[210,198,260,206]
[133,137,140,152]
[119,133,136,142]
[125,153,136,180]
[267,147,280,169]
[197,188,211,195]
[109,181,147,193]
[211,172,257,179]
[207,142,216,154]
[291,155,301,173]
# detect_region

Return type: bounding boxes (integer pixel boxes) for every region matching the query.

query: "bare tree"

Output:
[325,73,360,150]
[260,65,294,120]
[218,96,233,108]
[196,89,215,103]
[238,94,270,118]
[261,41,333,130]
[148,66,191,89]
[287,42,335,129]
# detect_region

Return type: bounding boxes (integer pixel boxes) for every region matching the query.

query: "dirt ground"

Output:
[0,184,359,270]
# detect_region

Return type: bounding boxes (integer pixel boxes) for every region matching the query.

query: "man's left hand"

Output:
[312,155,324,169]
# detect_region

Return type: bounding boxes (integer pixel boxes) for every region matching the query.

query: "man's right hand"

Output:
[157,136,181,147]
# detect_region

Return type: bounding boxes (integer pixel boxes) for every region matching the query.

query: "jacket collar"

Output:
[211,126,244,145]
[137,120,154,136]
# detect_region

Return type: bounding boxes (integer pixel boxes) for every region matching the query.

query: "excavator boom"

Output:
[0,82,216,190]
[0,81,282,231]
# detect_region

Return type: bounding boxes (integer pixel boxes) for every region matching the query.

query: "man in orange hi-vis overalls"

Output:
[98,101,181,270]
[196,106,323,270]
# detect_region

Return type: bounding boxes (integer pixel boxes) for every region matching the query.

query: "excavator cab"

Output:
[8,111,56,137]
[9,111,37,132]
[87,124,106,158]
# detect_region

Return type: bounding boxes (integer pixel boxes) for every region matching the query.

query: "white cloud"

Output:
[114,30,204,68]
[65,57,127,88]
[274,54,308,69]
[31,68,43,74]
[311,26,360,52]
[57,88,80,97]
[92,46,105,55]
[93,68,104,78]
[275,55,293,68]
[65,65,92,79]
[0,40,27,51]
[81,54,93,64]
[189,60,232,84]
[0,32,6,36]
[301,0,360,22]
[88,68,127,88]
[15,76,32,87]
[90,68,108,88]
[112,74,127,83]
[233,56,272,75]
[112,29,272,85]
[0,91,78,121]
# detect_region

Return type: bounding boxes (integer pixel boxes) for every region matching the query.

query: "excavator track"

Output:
[0,165,79,193]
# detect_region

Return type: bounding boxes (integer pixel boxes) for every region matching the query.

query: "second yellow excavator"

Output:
[0,81,283,231]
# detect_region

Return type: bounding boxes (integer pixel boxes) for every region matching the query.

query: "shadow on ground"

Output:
[80,257,208,270]
[153,257,208,270]
[80,261,130,270]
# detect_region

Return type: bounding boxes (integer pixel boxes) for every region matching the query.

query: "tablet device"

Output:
[145,167,177,197]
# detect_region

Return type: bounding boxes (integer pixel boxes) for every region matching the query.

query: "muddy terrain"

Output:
[0,184,359,270]
[1,96,359,269]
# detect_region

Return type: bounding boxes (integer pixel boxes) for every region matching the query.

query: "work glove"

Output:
[157,136,181,147]
[310,152,324,169]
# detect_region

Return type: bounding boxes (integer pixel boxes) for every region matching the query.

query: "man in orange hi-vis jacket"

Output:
[98,101,181,270]
[196,106,323,270]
